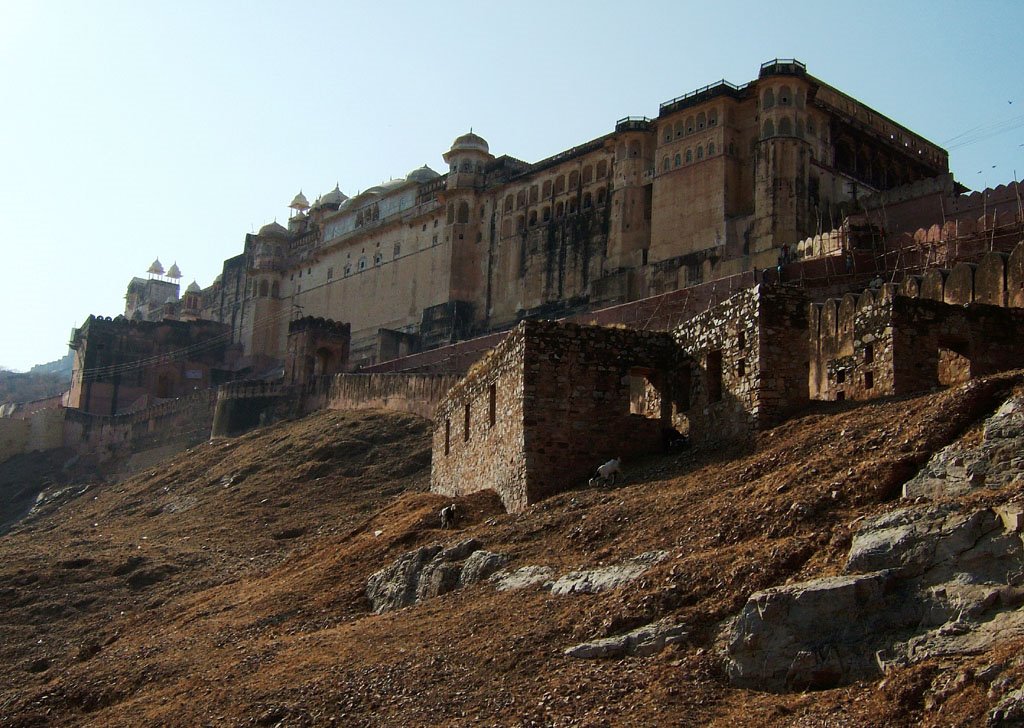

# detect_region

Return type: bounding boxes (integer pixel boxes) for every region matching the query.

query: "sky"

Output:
[1,0,1022,371]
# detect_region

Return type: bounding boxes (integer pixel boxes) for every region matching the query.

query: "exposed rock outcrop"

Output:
[565,619,687,659]
[366,539,508,613]
[547,551,668,596]
[726,501,1024,691]
[904,394,1024,500]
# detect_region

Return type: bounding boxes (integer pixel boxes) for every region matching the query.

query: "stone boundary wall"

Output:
[896,242,1024,308]
[0,408,65,463]
[317,373,461,421]
[809,286,899,401]
[810,290,1024,401]
[63,390,217,463]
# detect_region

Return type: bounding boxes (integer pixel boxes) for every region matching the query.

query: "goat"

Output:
[439,503,458,529]
[589,457,622,487]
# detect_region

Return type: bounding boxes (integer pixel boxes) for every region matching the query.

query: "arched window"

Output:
[529,185,539,203]
[596,160,608,178]
[627,141,640,158]
[516,214,525,232]
[374,252,383,266]
[568,198,577,214]
[686,115,695,134]
[568,170,579,190]
[685,149,693,163]
[762,119,775,138]
[674,121,685,138]
[663,157,670,171]
[664,128,672,143]
[528,210,537,226]
[696,112,706,130]
[358,256,367,271]
[344,263,352,276]
[516,190,526,209]
[596,188,607,205]
[795,88,805,108]
[460,160,471,172]
[708,142,715,156]
[457,201,470,224]
[259,280,269,297]
[763,88,775,108]
[554,175,566,194]
[582,165,593,184]
[697,146,704,160]
[708,108,718,126]
[779,116,792,136]
[504,194,513,212]
[674,153,681,167]
[779,85,792,106]
[582,192,592,209]
[542,180,552,199]
[271,281,279,297]
[555,201,564,217]
[542,206,551,222]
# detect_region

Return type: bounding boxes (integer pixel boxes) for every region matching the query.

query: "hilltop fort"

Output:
[2,58,1023,482]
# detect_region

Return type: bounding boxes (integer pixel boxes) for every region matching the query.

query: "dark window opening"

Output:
[836,391,846,402]
[864,371,874,389]
[463,403,471,442]
[737,331,746,350]
[737,359,746,377]
[837,370,846,384]
[864,344,874,364]
[444,419,450,455]
[707,350,723,403]
[488,384,496,427]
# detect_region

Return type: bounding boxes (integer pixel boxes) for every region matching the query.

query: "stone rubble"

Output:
[564,619,687,659]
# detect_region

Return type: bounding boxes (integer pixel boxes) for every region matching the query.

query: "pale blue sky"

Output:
[1,0,1021,371]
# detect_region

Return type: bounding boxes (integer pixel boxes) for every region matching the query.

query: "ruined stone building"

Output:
[123,59,949,378]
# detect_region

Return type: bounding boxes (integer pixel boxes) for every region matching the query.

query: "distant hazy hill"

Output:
[0,352,72,405]
[28,351,74,377]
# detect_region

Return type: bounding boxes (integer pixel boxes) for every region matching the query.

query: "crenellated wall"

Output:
[809,288,1024,402]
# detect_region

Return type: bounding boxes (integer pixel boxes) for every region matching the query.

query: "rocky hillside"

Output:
[3,376,1024,726]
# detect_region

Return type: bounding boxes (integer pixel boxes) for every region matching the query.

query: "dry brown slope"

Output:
[1,377,1023,727]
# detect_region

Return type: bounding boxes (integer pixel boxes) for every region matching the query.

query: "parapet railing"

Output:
[216,380,292,401]
[659,80,745,113]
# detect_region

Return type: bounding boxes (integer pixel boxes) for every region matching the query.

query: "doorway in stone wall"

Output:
[937,336,971,386]
[314,347,333,377]
[628,367,665,421]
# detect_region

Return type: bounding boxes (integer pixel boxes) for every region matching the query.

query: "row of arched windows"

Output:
[501,160,609,214]
[498,188,607,237]
[661,140,733,171]
[663,109,719,143]
[446,201,471,224]
[250,279,280,298]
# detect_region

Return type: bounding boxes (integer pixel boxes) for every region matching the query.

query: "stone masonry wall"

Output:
[432,326,527,511]
[810,285,899,401]
[319,373,461,421]
[519,322,680,506]
[811,289,1024,401]
[674,285,809,447]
